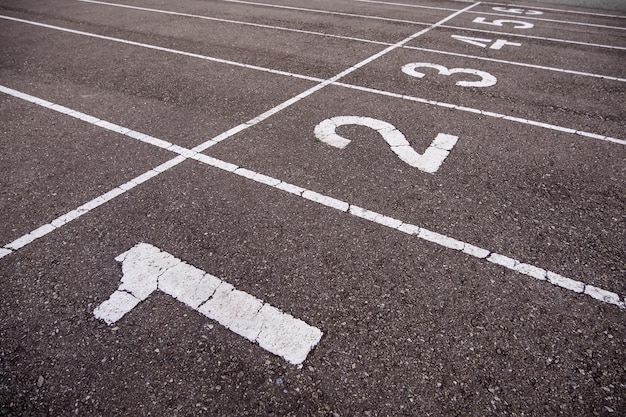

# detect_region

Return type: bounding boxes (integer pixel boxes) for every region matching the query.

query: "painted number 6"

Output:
[402,63,497,88]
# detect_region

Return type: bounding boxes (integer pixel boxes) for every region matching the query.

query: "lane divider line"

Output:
[0,86,623,309]
[1,15,624,145]
[219,0,626,50]
[76,0,626,82]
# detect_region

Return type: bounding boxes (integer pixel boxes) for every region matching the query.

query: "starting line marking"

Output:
[2,16,624,145]
[0,87,623,310]
[94,243,323,365]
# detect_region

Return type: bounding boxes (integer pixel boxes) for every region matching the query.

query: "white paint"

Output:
[94,243,323,365]
[451,35,521,50]
[315,116,459,173]
[473,17,534,29]
[401,63,497,87]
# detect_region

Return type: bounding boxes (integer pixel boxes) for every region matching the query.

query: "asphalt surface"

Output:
[1,0,624,416]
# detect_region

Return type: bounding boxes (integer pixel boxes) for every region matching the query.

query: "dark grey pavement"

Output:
[1,0,624,416]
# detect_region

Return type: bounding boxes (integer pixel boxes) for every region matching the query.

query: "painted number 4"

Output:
[314,116,458,174]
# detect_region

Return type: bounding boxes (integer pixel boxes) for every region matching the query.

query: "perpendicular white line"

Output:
[347,0,626,30]
[76,0,625,82]
[1,88,622,309]
[220,0,626,50]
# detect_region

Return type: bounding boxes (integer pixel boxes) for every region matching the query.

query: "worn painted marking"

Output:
[94,243,323,365]
[75,0,626,82]
[314,116,459,173]
[1,88,622,309]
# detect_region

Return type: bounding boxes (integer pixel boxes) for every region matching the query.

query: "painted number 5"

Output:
[402,63,497,87]
[314,116,458,174]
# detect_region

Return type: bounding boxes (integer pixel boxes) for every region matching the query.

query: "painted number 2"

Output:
[314,116,458,174]
[402,63,497,87]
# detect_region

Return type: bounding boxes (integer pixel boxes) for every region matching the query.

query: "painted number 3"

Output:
[402,63,497,87]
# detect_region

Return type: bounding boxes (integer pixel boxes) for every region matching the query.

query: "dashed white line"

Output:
[1,87,623,309]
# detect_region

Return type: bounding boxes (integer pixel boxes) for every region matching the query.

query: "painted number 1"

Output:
[314,116,458,174]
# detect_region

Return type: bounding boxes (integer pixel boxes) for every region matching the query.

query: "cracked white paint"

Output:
[94,243,323,365]
[314,116,459,173]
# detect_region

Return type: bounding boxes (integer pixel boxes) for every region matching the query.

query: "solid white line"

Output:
[348,0,626,30]
[1,87,623,310]
[75,0,625,82]
[220,0,626,50]
[2,16,623,142]
[329,82,626,145]
[0,15,322,83]
[76,0,390,47]
[402,45,626,82]
[2,16,624,141]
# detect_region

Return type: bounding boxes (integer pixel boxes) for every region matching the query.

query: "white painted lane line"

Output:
[76,0,390,47]
[220,0,626,50]
[0,15,322,83]
[75,0,625,82]
[94,243,322,365]
[347,0,626,30]
[402,45,626,82]
[329,82,626,146]
[1,88,622,309]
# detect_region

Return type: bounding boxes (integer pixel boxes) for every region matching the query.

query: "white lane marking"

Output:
[328,82,626,146]
[314,116,459,173]
[76,0,390,47]
[74,0,626,82]
[0,15,322,84]
[94,243,322,365]
[220,0,626,50]
[347,0,626,30]
[1,89,623,309]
